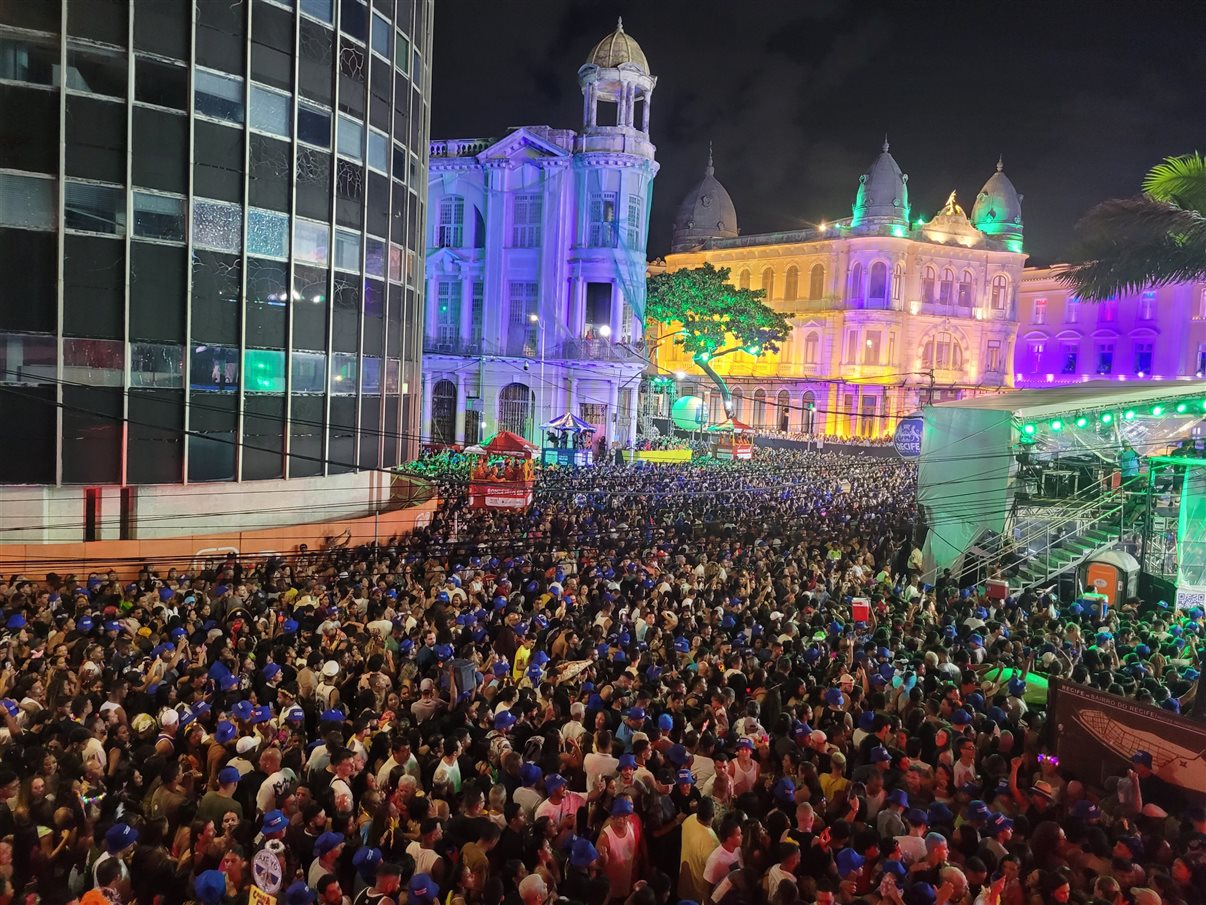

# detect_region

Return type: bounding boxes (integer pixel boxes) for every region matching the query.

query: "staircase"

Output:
[955,487,1127,592]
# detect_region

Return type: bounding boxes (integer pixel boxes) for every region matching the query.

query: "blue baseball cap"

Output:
[105,822,139,852]
[836,847,865,878]
[262,809,288,834]
[408,874,437,905]
[214,720,236,744]
[612,797,635,815]
[194,870,227,905]
[774,777,796,802]
[314,831,345,857]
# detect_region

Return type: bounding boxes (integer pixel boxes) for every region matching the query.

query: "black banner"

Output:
[1050,678,1206,805]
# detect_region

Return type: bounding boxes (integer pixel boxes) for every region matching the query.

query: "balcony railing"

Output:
[422,336,649,363]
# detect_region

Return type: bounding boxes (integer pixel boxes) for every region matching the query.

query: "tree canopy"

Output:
[1061,152,1206,300]
[646,262,792,359]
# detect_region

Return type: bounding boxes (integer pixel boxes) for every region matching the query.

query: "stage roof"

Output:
[929,380,1206,419]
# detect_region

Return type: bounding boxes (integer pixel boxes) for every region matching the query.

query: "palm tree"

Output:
[1060,152,1206,300]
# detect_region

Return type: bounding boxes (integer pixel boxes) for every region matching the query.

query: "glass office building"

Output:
[0,0,432,540]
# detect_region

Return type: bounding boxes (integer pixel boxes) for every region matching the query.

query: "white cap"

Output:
[159,708,179,728]
[322,660,340,678]
[236,736,260,755]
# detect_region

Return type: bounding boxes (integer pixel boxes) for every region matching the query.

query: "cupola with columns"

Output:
[576,18,656,159]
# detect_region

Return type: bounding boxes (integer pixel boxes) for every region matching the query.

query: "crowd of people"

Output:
[0,449,1202,905]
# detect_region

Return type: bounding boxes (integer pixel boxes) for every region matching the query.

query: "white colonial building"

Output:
[654,146,1028,437]
[421,20,657,447]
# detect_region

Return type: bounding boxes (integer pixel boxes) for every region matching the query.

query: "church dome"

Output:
[972,158,1024,242]
[671,146,738,253]
[851,139,909,230]
[586,18,649,73]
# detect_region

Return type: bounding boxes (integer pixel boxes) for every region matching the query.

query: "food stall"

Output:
[468,431,538,510]
[540,412,596,467]
[708,416,754,460]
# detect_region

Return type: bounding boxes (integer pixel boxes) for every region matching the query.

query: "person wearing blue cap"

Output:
[196,765,244,825]
[534,773,585,829]
[94,822,139,886]
[597,795,640,895]
[194,869,228,905]
[309,831,346,886]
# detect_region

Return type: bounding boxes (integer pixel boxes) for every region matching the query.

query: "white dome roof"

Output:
[851,139,909,229]
[671,147,738,252]
[972,158,1023,239]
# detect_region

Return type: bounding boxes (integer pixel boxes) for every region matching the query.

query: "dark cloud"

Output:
[431,1,1206,263]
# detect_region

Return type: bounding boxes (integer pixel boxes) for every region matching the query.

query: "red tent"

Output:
[483,430,538,458]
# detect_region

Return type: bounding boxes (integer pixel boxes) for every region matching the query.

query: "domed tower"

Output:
[972,157,1024,247]
[577,18,656,160]
[671,144,738,252]
[850,138,910,232]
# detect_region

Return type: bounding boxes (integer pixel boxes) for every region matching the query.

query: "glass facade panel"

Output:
[130,342,184,387]
[247,207,290,259]
[66,46,127,98]
[244,348,287,392]
[64,181,126,235]
[0,35,60,86]
[0,333,56,384]
[192,198,243,252]
[337,114,364,161]
[365,237,386,278]
[133,192,186,242]
[195,69,245,123]
[361,355,381,393]
[298,102,332,147]
[250,84,292,137]
[190,343,241,391]
[294,218,330,265]
[291,350,327,392]
[334,228,361,271]
[301,0,333,22]
[367,128,388,172]
[63,337,124,386]
[331,351,357,393]
[0,173,56,230]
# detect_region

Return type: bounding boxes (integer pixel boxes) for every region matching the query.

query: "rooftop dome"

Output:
[586,18,649,73]
[972,158,1024,242]
[671,145,738,253]
[851,138,909,230]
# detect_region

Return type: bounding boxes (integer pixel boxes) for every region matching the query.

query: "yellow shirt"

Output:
[821,773,849,802]
[512,645,532,682]
[679,814,719,903]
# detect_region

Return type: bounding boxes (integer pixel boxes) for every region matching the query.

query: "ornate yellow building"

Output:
[652,143,1027,437]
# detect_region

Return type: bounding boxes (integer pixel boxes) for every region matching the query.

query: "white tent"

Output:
[918,380,1206,576]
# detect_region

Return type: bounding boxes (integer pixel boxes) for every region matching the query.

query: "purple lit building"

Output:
[1015,267,1206,386]
[421,20,656,447]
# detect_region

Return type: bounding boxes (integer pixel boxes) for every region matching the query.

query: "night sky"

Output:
[431,1,1206,265]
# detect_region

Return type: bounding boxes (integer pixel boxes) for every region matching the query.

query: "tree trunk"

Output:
[696,357,732,415]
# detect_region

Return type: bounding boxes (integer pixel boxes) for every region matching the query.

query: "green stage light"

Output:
[1124,409,1136,421]
[1050,419,1063,431]
[1200,399,1206,411]
[1100,412,1113,424]
[1022,423,1037,436]
[1075,416,1089,428]
[1151,405,1164,416]
[1176,402,1189,413]
[745,344,762,355]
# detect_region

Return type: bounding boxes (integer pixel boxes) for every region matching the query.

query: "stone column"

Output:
[454,372,467,444]
[626,387,638,443]
[641,88,651,132]
[460,275,474,351]
[607,380,620,444]
[420,376,434,446]
[567,374,577,420]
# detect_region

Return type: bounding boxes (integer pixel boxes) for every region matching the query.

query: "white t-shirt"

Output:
[583,752,619,792]
[535,791,585,826]
[703,845,742,884]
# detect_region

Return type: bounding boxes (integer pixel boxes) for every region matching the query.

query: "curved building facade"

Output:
[0,0,434,543]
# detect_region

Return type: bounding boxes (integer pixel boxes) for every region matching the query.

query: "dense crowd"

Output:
[0,450,1202,905]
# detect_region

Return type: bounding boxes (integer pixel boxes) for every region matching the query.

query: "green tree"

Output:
[646,262,792,414]
[1061,152,1206,300]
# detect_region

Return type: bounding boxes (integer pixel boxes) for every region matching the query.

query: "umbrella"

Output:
[706,416,752,433]
[542,412,595,433]
[463,445,486,456]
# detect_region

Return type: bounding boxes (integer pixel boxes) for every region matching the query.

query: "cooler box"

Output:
[851,599,870,622]
[986,579,1009,600]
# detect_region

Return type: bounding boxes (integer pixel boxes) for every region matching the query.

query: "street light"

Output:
[529,313,545,443]
[674,370,686,380]
[598,324,612,338]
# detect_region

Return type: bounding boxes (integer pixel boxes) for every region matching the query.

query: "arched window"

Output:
[991,275,1008,310]
[737,269,751,290]
[849,262,863,301]
[431,379,457,444]
[777,389,791,432]
[922,265,936,303]
[803,331,819,365]
[436,196,465,248]
[784,265,799,301]
[940,268,955,304]
[801,390,816,433]
[730,387,744,419]
[761,267,775,300]
[922,332,963,369]
[892,263,904,302]
[498,382,534,438]
[958,270,974,307]
[753,388,767,428]
[868,261,888,303]
[809,263,825,300]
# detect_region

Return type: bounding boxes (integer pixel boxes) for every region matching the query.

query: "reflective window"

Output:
[371,13,391,57]
[388,243,402,282]
[335,229,361,271]
[0,172,56,231]
[367,128,388,173]
[250,84,292,137]
[0,332,56,384]
[0,35,60,87]
[244,348,287,392]
[190,344,241,392]
[195,69,245,123]
[133,192,186,242]
[192,198,243,253]
[385,358,401,394]
[130,342,184,388]
[361,355,381,393]
[65,46,127,98]
[340,0,367,42]
[63,337,124,386]
[292,351,327,392]
[332,352,358,393]
[135,57,188,110]
[300,0,333,22]
[395,32,410,74]
[365,237,386,278]
[337,114,364,161]
[298,102,332,147]
[294,219,331,266]
[64,181,126,235]
[247,207,290,259]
